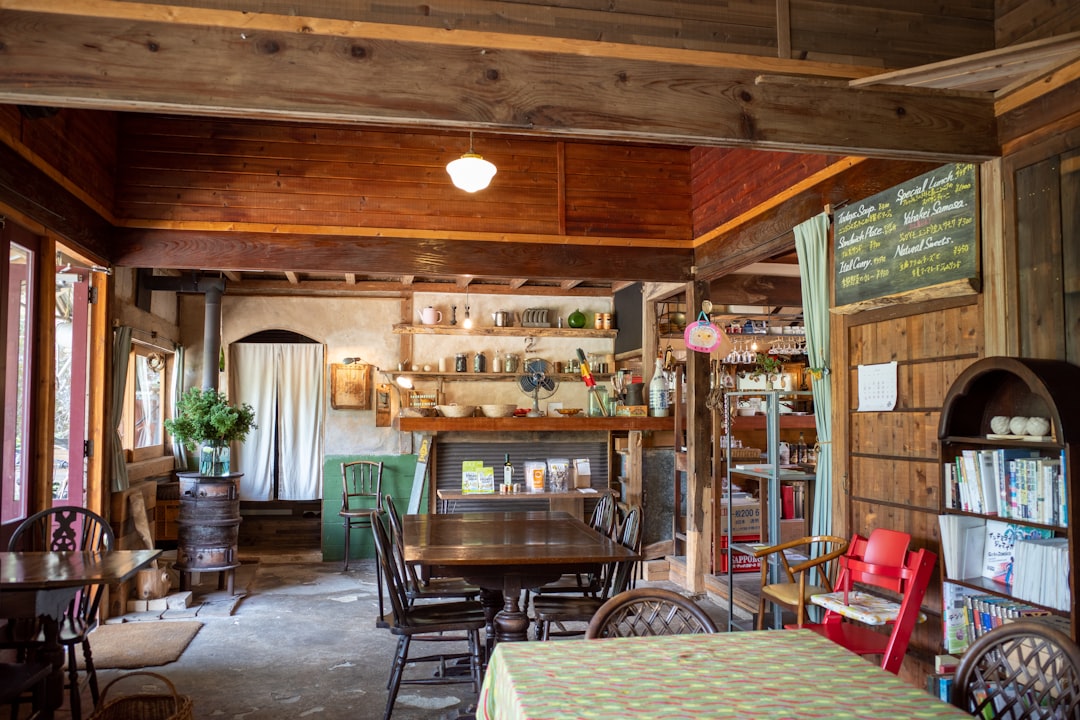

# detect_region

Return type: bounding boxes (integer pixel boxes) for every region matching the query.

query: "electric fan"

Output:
[517,358,559,417]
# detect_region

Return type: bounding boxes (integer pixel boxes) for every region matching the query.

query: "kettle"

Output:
[418,306,442,325]
[492,310,515,327]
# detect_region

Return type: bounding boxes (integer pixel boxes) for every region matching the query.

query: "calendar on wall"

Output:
[857,361,897,412]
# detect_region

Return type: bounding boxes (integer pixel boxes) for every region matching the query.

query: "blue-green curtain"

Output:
[170,344,188,470]
[794,212,834,541]
[110,326,132,492]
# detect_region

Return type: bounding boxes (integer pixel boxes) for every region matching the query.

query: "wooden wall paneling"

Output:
[849,456,940,511]
[996,0,1080,47]
[1063,150,1080,366]
[789,0,994,68]
[979,159,1012,357]
[1015,157,1066,359]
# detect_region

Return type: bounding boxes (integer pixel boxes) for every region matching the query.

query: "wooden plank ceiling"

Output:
[0,1,1077,294]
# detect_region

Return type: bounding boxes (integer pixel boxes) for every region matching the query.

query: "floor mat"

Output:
[80,621,202,669]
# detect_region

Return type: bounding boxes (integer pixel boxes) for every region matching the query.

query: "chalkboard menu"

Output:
[834,163,978,308]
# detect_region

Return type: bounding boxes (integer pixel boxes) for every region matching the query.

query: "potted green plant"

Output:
[165,388,257,476]
[752,353,784,385]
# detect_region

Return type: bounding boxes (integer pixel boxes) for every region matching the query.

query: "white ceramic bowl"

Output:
[480,404,517,418]
[438,404,476,418]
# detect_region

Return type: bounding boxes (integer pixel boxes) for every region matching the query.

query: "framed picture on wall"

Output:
[330,362,373,410]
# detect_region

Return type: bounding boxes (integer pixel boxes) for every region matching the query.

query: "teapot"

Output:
[492,310,515,327]
[418,306,442,325]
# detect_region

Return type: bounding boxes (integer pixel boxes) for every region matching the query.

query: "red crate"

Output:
[718,534,763,574]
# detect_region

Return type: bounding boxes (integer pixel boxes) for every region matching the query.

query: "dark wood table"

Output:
[403,511,636,643]
[0,549,162,716]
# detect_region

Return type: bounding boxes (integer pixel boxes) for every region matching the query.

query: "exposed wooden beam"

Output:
[221,279,614,297]
[509,279,528,289]
[222,270,241,282]
[344,273,357,285]
[113,227,695,283]
[709,274,803,306]
[0,5,999,160]
[400,275,414,286]
[560,280,582,290]
[284,271,299,284]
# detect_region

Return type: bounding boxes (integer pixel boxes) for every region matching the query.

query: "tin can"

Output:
[602,313,612,330]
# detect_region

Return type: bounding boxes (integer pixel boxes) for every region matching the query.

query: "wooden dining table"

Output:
[477,629,973,719]
[403,511,636,643]
[0,549,162,716]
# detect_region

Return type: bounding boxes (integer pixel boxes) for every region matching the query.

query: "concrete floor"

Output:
[49,551,730,720]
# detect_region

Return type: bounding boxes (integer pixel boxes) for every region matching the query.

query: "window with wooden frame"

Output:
[120,343,170,462]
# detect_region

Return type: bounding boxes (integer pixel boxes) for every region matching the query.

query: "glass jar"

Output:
[455,353,468,372]
[473,352,486,373]
[503,354,519,373]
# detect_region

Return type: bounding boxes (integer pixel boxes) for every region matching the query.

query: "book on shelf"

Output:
[1011,536,1071,611]
[938,515,1053,584]
[942,583,1054,654]
[943,449,1065,527]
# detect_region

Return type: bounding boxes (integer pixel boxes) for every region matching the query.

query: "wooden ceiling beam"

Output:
[112,228,694,283]
[709,274,803,306]
[0,7,999,160]
[220,279,614,297]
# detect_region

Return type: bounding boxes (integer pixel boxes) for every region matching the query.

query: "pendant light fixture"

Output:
[462,286,473,329]
[446,132,497,193]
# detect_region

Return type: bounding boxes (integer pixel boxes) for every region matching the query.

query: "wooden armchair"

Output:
[802,529,935,674]
[752,535,849,629]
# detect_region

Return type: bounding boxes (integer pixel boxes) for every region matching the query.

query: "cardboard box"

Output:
[717,498,761,536]
[718,534,763,573]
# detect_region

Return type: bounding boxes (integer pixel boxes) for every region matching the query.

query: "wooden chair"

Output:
[0,660,51,720]
[369,514,486,720]
[531,493,617,598]
[5,506,115,719]
[532,505,642,640]
[584,587,718,639]
[952,620,1080,719]
[753,534,849,629]
[383,494,480,606]
[801,529,935,675]
[340,460,383,572]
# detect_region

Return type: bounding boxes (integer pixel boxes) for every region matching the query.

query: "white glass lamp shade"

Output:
[446,153,497,192]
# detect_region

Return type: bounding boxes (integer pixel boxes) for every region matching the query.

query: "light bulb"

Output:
[463,307,473,329]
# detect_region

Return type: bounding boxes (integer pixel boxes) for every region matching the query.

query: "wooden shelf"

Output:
[388,371,612,383]
[726,414,817,430]
[393,323,616,339]
[398,416,673,432]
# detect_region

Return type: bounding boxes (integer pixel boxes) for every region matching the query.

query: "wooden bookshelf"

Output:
[938,357,1080,646]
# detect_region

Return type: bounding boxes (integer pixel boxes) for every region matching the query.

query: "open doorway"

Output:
[229,330,324,554]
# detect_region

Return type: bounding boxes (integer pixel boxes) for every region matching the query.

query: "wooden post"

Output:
[684,280,711,594]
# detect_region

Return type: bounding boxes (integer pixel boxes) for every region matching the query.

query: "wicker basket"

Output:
[89,671,193,720]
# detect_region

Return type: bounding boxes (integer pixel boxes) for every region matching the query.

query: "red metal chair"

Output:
[800,529,936,675]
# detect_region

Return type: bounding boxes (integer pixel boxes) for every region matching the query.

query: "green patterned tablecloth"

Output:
[477,629,969,719]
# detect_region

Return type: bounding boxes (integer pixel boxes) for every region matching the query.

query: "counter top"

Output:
[397,416,674,432]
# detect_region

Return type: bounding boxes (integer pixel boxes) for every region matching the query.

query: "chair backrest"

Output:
[8,506,114,553]
[877,546,936,674]
[8,506,116,634]
[836,528,911,595]
[585,587,718,639]
[382,494,422,592]
[589,493,616,537]
[602,505,642,599]
[953,620,1080,719]
[341,460,383,513]
[768,534,849,589]
[369,513,413,627]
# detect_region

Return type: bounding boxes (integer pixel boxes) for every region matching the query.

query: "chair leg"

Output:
[375,557,384,621]
[384,635,410,720]
[66,643,81,720]
[757,596,766,631]
[343,521,351,571]
[83,639,101,708]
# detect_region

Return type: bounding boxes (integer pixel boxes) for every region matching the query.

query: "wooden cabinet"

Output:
[938,357,1080,645]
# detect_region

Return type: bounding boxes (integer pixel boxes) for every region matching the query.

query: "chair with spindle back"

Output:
[5,506,115,719]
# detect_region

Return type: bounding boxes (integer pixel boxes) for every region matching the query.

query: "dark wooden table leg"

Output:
[493,578,530,643]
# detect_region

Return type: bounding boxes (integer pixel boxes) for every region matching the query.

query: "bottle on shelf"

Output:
[796,432,807,464]
[503,454,514,493]
[649,357,669,417]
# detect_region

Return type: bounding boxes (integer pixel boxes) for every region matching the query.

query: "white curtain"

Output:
[229,343,324,501]
[794,212,834,540]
